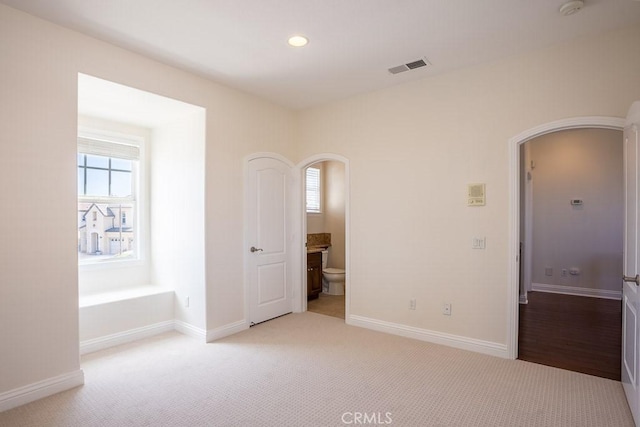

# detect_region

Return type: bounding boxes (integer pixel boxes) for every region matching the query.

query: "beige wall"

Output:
[528,128,623,295]
[305,161,346,268]
[296,24,640,346]
[1,0,640,404]
[0,4,296,396]
[306,213,325,234]
[324,161,346,269]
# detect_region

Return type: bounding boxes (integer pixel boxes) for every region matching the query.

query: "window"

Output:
[77,155,132,197]
[306,167,321,213]
[77,135,140,264]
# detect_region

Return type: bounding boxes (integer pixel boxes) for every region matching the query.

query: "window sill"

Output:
[79,257,145,272]
[79,285,173,308]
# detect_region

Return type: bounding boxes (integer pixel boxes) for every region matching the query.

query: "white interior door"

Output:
[247,156,293,325]
[623,101,640,426]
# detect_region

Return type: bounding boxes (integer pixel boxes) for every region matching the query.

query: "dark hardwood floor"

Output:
[518,291,622,380]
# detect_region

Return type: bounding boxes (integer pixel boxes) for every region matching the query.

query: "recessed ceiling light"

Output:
[288,35,308,47]
[559,0,584,16]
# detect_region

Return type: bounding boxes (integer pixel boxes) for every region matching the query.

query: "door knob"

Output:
[250,246,263,253]
[623,275,640,286]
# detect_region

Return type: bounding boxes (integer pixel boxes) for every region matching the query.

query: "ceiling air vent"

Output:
[388,58,431,75]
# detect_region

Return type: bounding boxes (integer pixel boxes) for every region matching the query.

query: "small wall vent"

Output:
[388,57,431,75]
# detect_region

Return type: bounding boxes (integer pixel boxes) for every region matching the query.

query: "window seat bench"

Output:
[79,286,175,354]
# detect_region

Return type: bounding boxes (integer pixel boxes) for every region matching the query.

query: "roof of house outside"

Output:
[105,227,133,233]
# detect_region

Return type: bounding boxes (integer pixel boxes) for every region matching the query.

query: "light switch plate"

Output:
[472,237,486,249]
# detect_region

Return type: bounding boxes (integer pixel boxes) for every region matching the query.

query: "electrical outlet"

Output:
[409,299,416,310]
[561,269,567,277]
[443,303,451,316]
[185,296,190,308]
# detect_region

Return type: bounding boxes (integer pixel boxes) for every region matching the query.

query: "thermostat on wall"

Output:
[468,183,486,206]
[570,199,583,206]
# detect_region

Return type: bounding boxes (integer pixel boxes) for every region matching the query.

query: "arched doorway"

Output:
[507,117,625,359]
[297,154,350,321]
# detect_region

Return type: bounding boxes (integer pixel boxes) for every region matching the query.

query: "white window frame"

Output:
[306,166,322,214]
[77,127,145,269]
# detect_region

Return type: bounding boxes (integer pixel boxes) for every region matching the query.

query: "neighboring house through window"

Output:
[77,132,141,264]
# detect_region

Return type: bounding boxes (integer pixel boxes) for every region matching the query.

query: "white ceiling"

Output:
[78,73,204,128]
[3,0,640,110]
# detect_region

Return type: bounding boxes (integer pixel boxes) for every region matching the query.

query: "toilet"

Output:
[321,249,345,295]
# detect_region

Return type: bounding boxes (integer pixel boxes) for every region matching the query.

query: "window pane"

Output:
[86,169,109,196]
[111,171,132,197]
[306,167,321,213]
[77,137,141,266]
[111,158,132,171]
[78,203,135,262]
[77,167,85,195]
[86,154,109,168]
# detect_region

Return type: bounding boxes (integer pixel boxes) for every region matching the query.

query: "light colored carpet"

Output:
[307,293,345,319]
[0,312,634,426]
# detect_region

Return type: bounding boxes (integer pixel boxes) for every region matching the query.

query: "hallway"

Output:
[518,292,622,380]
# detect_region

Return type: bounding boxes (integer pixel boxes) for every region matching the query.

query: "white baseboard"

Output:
[2,318,237,413]
[80,320,175,355]
[174,320,207,341]
[80,318,239,355]
[531,282,622,300]
[347,315,508,359]
[207,320,249,342]
[0,370,84,413]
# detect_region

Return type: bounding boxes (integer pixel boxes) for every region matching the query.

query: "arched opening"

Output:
[297,154,350,321]
[507,117,625,359]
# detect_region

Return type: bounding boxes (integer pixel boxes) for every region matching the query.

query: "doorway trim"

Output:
[507,116,625,359]
[295,154,350,319]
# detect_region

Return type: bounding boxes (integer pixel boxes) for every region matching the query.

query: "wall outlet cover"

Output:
[443,303,452,316]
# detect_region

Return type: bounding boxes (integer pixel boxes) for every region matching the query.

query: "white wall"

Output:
[0,4,296,402]
[151,111,206,330]
[1,9,80,396]
[79,291,173,342]
[528,128,623,296]
[297,24,640,348]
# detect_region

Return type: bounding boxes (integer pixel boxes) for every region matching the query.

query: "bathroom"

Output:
[305,160,346,319]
